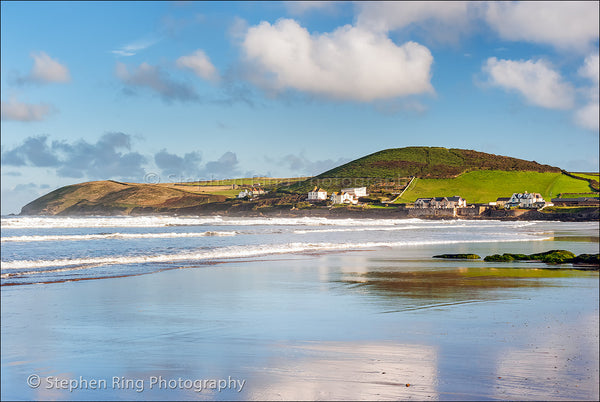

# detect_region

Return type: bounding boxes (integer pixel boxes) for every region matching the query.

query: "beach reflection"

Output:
[247,342,438,401]
[336,262,584,310]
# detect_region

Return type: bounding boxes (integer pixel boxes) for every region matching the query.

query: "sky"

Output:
[1,1,599,215]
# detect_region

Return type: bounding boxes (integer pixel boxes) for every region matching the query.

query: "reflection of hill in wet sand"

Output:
[337,267,582,308]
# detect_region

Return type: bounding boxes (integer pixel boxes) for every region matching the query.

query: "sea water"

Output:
[1,216,598,400]
[2,216,594,286]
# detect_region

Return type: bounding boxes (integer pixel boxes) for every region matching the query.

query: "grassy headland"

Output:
[20,181,226,215]
[18,147,599,217]
[282,147,596,203]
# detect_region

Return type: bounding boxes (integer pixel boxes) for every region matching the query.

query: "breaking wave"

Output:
[1,237,551,273]
[1,231,237,243]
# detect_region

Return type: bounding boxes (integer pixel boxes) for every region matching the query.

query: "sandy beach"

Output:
[2,235,598,400]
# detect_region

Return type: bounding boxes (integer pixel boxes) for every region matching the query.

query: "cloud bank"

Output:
[241,19,434,102]
[355,1,599,52]
[2,133,244,181]
[1,133,147,180]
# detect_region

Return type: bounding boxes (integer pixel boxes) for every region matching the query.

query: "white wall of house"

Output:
[507,192,546,208]
[331,192,357,204]
[341,187,367,197]
[308,189,328,200]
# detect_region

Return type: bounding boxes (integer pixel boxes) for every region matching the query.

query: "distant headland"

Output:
[19,147,599,221]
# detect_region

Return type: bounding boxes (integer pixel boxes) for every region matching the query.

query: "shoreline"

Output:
[15,205,600,222]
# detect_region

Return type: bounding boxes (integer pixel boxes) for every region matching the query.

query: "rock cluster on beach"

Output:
[433,250,599,268]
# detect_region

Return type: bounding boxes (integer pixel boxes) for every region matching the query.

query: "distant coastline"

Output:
[16,147,599,220]
[19,203,599,222]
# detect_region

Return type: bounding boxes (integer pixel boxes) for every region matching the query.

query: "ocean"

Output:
[1,216,598,400]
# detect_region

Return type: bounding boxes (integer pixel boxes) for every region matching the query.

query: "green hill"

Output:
[283,147,596,202]
[19,147,599,215]
[317,147,560,178]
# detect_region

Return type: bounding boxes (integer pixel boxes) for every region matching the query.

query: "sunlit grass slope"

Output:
[396,171,594,204]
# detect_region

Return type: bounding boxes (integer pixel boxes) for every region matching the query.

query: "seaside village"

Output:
[305,186,555,209]
[236,183,598,216]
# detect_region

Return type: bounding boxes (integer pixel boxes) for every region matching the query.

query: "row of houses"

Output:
[237,188,267,198]
[308,187,368,204]
[413,191,555,209]
[250,185,593,209]
[414,196,467,209]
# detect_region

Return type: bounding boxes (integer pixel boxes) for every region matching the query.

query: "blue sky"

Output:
[1,1,599,214]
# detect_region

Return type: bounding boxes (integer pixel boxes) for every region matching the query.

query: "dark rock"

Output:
[433,253,481,259]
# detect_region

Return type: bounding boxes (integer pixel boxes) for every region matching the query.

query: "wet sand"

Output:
[1,240,598,400]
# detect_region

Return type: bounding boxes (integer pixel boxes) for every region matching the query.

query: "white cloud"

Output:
[241,19,434,102]
[176,50,220,82]
[356,1,475,43]
[1,97,53,122]
[31,52,70,83]
[112,37,160,57]
[483,57,575,110]
[574,102,599,131]
[285,1,338,15]
[574,54,599,131]
[578,54,599,85]
[485,1,599,52]
[16,52,70,84]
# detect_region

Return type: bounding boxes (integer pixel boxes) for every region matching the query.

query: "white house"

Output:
[238,187,267,199]
[340,187,368,198]
[331,192,358,205]
[505,192,546,208]
[414,196,466,209]
[414,198,432,208]
[308,186,328,201]
[432,196,467,208]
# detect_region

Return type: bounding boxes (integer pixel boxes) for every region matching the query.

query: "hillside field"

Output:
[396,171,595,204]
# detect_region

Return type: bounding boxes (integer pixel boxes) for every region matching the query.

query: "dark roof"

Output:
[496,197,510,201]
[551,197,600,202]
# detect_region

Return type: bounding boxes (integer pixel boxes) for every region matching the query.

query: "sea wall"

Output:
[407,208,456,218]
